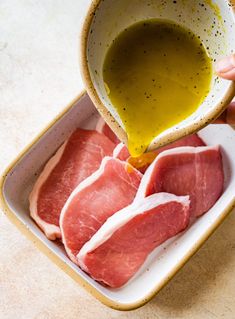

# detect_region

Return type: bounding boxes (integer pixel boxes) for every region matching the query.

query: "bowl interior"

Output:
[85,0,235,149]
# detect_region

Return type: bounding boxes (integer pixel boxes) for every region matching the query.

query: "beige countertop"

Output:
[1,1,235,318]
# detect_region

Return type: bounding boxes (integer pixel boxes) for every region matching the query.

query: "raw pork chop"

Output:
[128,133,205,173]
[96,117,120,144]
[113,143,130,161]
[77,193,190,288]
[136,145,224,217]
[60,157,142,263]
[29,128,115,240]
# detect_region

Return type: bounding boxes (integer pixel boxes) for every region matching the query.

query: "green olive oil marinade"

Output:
[103,20,212,156]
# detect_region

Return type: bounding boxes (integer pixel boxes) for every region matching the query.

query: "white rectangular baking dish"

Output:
[1,91,235,310]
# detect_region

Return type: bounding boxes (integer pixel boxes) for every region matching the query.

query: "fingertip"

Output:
[215,55,235,80]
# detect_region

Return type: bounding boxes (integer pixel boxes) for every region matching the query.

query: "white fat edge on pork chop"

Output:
[77,192,190,271]
[29,140,68,240]
[135,145,220,202]
[112,142,130,161]
[59,156,142,263]
[112,142,126,158]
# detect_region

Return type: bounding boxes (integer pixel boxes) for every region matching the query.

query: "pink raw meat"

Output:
[128,133,206,173]
[136,145,224,217]
[113,143,130,161]
[152,133,205,151]
[77,193,190,288]
[60,157,142,263]
[113,134,205,173]
[96,117,120,144]
[29,128,115,240]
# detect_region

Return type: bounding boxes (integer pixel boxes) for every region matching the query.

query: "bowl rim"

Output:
[1,90,235,311]
[80,0,235,152]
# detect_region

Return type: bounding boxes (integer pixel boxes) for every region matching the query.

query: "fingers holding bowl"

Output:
[214,102,235,124]
[216,54,235,80]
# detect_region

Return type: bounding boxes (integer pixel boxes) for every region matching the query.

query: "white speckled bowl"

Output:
[80,0,235,151]
[1,92,235,310]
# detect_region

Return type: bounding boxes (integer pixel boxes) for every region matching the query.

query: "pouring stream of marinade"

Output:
[103,20,212,157]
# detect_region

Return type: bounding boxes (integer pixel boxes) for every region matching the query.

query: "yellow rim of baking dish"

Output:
[1,90,235,311]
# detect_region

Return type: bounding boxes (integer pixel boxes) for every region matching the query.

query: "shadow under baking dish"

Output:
[1,91,235,311]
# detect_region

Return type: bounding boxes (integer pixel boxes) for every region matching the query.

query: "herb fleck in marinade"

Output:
[103,19,212,157]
